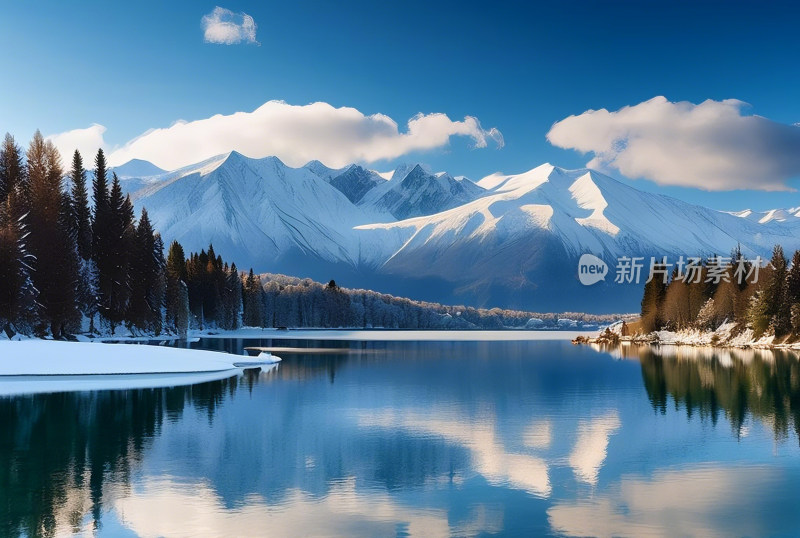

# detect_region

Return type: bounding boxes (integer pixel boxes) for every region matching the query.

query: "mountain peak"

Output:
[391,163,432,182]
[111,159,167,177]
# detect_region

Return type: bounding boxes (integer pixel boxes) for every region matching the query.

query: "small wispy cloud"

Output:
[202,6,259,45]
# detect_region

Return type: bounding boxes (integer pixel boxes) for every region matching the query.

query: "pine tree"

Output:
[641,263,667,332]
[103,174,134,331]
[219,263,242,330]
[766,245,790,336]
[202,244,222,325]
[70,150,92,261]
[151,233,166,335]
[91,149,113,328]
[787,250,800,333]
[242,268,265,327]
[0,135,28,329]
[748,288,772,338]
[27,133,80,336]
[0,200,24,328]
[1,134,25,202]
[127,208,160,332]
[165,240,189,335]
[186,252,204,327]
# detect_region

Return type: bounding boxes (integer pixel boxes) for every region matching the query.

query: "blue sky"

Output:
[1,1,799,210]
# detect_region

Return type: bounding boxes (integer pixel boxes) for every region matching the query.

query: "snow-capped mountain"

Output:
[123,154,800,312]
[112,159,167,178]
[111,159,169,194]
[359,164,484,219]
[328,165,386,204]
[127,152,388,273]
[727,207,800,224]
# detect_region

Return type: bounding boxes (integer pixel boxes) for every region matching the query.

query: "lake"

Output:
[3,336,800,537]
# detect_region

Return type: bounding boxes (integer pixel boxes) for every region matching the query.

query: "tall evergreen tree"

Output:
[127,208,160,332]
[91,149,114,328]
[164,240,189,335]
[26,133,80,336]
[69,150,92,261]
[1,134,25,202]
[766,245,790,336]
[102,174,134,331]
[186,251,205,327]
[0,136,28,328]
[641,262,668,332]
[786,250,800,333]
[219,263,242,330]
[242,268,265,327]
[0,200,24,328]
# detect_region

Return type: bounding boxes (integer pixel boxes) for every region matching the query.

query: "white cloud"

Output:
[547,96,800,191]
[357,408,551,497]
[568,411,621,486]
[45,124,106,165]
[99,100,502,170]
[202,6,259,45]
[548,465,791,537]
[114,477,455,538]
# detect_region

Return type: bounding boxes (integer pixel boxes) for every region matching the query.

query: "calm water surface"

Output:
[3,337,800,537]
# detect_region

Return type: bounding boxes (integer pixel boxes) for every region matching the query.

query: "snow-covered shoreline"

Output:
[0,340,284,396]
[575,321,800,351]
[0,340,244,376]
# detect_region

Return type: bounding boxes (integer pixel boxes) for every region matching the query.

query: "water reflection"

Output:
[4,338,800,537]
[632,344,800,442]
[568,412,621,486]
[0,377,240,537]
[357,409,552,497]
[113,477,504,538]
[548,464,800,537]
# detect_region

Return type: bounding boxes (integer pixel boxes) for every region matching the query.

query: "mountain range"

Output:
[112,152,800,313]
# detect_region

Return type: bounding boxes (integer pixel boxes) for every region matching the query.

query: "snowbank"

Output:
[0,340,243,376]
[0,370,239,397]
[0,340,285,396]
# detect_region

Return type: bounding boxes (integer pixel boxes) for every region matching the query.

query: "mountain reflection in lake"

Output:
[4,338,800,537]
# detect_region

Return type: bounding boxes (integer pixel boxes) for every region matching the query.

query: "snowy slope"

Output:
[355,164,800,310]
[359,164,484,219]
[727,207,800,224]
[129,152,391,277]
[125,157,800,312]
[328,165,386,204]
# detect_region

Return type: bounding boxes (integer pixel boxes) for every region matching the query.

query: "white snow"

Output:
[0,370,239,397]
[119,153,800,310]
[0,340,276,396]
[0,340,285,396]
[727,206,800,224]
[0,340,244,376]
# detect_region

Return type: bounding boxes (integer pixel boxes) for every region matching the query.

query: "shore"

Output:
[0,340,282,396]
[573,321,800,351]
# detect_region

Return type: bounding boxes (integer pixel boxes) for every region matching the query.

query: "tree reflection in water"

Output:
[0,376,244,538]
[627,344,800,443]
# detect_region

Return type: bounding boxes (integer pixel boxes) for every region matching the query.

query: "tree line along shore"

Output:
[1,132,624,339]
[577,245,800,348]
